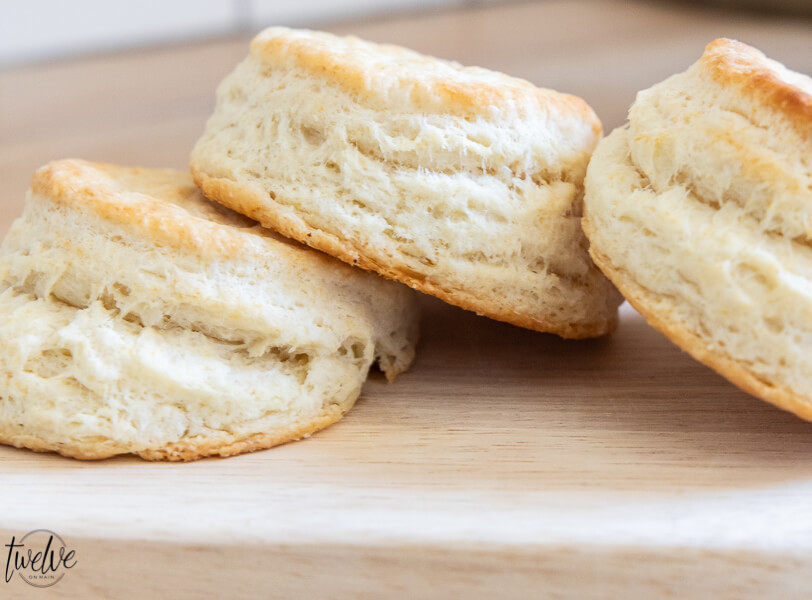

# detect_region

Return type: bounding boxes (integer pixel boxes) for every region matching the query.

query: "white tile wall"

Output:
[0,0,236,64]
[247,0,460,27]
[0,0,504,65]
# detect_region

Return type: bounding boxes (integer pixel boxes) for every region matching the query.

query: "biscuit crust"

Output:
[2,403,350,461]
[0,160,418,461]
[583,38,812,421]
[32,159,322,264]
[249,28,603,124]
[700,38,811,136]
[194,171,618,339]
[191,27,622,338]
[585,237,812,423]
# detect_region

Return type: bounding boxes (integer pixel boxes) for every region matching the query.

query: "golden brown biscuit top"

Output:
[249,27,600,132]
[700,38,811,139]
[29,159,326,263]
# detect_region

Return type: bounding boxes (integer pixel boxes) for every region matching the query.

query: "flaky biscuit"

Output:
[583,39,812,420]
[0,160,418,460]
[190,27,622,339]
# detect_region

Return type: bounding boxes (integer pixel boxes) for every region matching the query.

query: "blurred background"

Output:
[1,0,810,231]
[2,0,810,65]
[1,0,469,65]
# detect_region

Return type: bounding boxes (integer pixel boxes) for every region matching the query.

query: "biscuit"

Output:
[583,39,812,420]
[190,27,622,339]
[0,160,419,460]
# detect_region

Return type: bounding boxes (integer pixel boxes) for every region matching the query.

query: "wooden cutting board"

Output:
[1,1,811,598]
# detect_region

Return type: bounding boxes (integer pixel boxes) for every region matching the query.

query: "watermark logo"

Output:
[4,529,77,588]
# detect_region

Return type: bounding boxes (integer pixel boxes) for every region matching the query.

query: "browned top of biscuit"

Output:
[29,159,329,264]
[249,27,601,133]
[700,38,811,139]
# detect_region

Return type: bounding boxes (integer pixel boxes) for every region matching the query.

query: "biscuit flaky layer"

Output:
[0,160,419,460]
[583,39,812,421]
[191,27,622,339]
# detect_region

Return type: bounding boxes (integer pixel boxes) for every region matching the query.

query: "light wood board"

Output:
[1,1,811,598]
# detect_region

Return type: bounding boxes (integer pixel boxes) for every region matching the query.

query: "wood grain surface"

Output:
[1,1,811,598]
